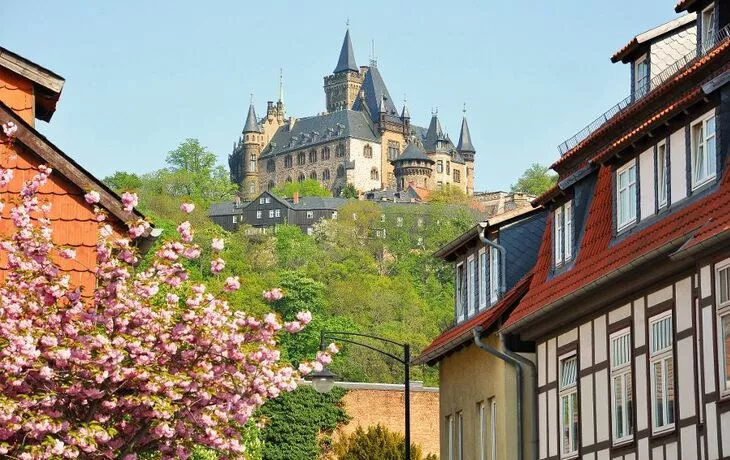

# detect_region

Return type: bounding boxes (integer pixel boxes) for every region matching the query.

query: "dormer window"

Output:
[554,200,573,267]
[691,113,716,189]
[702,4,716,52]
[634,55,649,99]
[617,160,638,230]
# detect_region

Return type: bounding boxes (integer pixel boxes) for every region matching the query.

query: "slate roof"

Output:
[412,273,533,365]
[354,65,399,121]
[456,116,476,153]
[208,201,245,216]
[334,30,359,73]
[260,110,379,158]
[611,13,696,63]
[394,142,433,163]
[291,197,349,210]
[243,103,260,133]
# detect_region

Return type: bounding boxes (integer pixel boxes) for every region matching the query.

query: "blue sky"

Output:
[1,1,682,191]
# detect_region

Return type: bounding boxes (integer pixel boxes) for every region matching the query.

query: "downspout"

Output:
[478,225,506,297]
[473,327,523,460]
[500,335,537,460]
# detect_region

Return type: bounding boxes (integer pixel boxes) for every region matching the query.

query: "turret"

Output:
[240,102,262,200]
[391,141,435,192]
[401,97,410,136]
[324,29,365,112]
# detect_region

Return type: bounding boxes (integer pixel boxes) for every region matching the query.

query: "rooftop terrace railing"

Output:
[557,23,730,156]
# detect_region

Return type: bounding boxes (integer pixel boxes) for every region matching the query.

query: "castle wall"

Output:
[347,137,382,193]
[379,129,406,189]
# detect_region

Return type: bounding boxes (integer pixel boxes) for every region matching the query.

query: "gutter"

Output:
[478,225,506,297]
[500,336,538,460]
[473,327,527,460]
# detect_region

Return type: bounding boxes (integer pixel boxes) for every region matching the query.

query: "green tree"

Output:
[164,138,237,204]
[102,171,143,192]
[341,183,359,199]
[510,162,558,196]
[427,184,471,205]
[272,179,332,198]
[333,424,438,460]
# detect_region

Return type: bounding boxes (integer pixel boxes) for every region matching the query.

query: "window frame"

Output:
[268,210,275,218]
[616,159,638,231]
[275,209,281,218]
[649,311,675,434]
[559,353,579,459]
[447,415,454,460]
[456,411,464,460]
[489,398,497,460]
[691,112,717,190]
[610,328,634,445]
[256,210,262,220]
[634,54,649,98]
[716,258,730,398]
[657,141,668,209]
[467,254,477,318]
[553,200,574,267]
[479,402,486,460]
[478,248,488,310]
[702,4,717,51]
[489,247,499,305]
[456,262,466,323]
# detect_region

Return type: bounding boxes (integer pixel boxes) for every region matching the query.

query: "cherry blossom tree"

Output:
[0,123,332,459]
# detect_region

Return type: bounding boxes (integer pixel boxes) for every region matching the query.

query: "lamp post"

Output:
[306,330,412,460]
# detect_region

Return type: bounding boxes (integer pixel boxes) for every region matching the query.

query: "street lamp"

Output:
[307,330,412,460]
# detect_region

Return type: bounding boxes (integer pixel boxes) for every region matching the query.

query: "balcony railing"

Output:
[557,23,730,156]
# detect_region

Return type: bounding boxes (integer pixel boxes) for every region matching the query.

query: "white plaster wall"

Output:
[702,306,716,394]
[639,146,656,220]
[706,402,719,460]
[546,339,556,384]
[675,277,693,332]
[677,337,696,418]
[594,368,609,442]
[537,341,546,387]
[648,285,673,307]
[579,322,593,368]
[547,388,557,457]
[580,375,594,445]
[669,128,687,202]
[681,426,697,459]
[609,302,631,323]
[650,25,697,82]
[538,392,547,459]
[593,316,607,364]
[633,298,646,347]
[722,410,730,455]
[348,138,382,193]
[557,328,577,347]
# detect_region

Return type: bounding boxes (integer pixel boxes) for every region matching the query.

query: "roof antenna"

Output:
[346,17,350,29]
[279,68,284,104]
[370,39,377,67]
[250,93,254,105]
[463,102,467,115]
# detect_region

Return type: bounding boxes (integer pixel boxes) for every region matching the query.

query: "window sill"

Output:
[650,426,676,441]
[611,438,635,455]
[691,176,716,192]
[561,453,579,460]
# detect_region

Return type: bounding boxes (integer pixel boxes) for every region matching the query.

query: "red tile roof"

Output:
[504,155,730,331]
[552,39,730,173]
[412,273,533,365]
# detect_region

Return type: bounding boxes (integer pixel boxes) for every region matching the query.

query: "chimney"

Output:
[293,191,299,204]
[288,117,295,131]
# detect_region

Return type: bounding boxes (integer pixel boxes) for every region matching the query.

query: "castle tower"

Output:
[456,109,476,195]
[324,29,364,112]
[392,141,435,192]
[241,102,262,200]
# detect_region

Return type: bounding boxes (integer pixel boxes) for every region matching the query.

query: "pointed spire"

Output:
[378,93,387,114]
[457,105,476,153]
[426,111,445,141]
[279,68,284,104]
[243,102,259,133]
[333,29,358,74]
[401,95,410,119]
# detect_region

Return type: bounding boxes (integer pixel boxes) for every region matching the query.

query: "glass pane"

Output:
[626,373,634,435]
[720,267,730,304]
[561,357,577,388]
[666,357,675,425]
[562,396,570,454]
[629,165,636,182]
[614,375,624,438]
[723,315,730,392]
[654,360,664,427]
[651,316,672,354]
[570,393,579,452]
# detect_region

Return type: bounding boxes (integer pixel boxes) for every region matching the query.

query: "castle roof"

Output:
[354,65,399,121]
[334,30,359,73]
[243,103,260,133]
[261,110,378,158]
[393,142,434,163]
[457,116,476,153]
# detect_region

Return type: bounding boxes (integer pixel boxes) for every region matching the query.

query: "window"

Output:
[454,170,461,183]
[456,262,466,323]
[268,210,275,218]
[337,165,345,178]
[267,159,276,172]
[259,197,265,204]
[265,197,271,204]
[691,114,716,189]
[380,214,386,223]
[306,211,314,219]
[256,211,262,220]
[322,147,331,160]
[456,411,464,460]
[479,249,488,310]
[716,261,730,396]
[617,160,637,230]
[446,161,451,175]
[489,247,500,304]
[336,143,345,158]
[297,152,306,166]
[447,415,454,460]
[559,355,579,458]
[635,55,649,99]
[275,209,281,218]
[331,211,338,220]
[306,227,314,236]
[437,160,444,174]
[490,399,497,460]
[232,215,237,224]
[308,150,317,163]
[467,255,477,318]
[322,169,331,181]
[250,154,257,171]
[702,4,716,52]
[249,183,255,194]
[611,329,633,444]
[284,155,293,168]
[553,201,573,266]
[371,167,379,181]
[309,171,317,180]
[650,312,674,433]
[657,142,668,209]
[388,141,399,160]
[298,173,305,182]
[363,144,373,158]
[479,402,486,460]
[437,181,443,189]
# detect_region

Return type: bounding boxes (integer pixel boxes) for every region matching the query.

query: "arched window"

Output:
[285,155,293,168]
[309,150,317,163]
[336,165,345,178]
[336,143,345,158]
[267,159,275,172]
[370,167,379,180]
[322,169,331,181]
[298,172,305,182]
[321,147,331,161]
[297,152,306,165]
[286,176,293,183]
[249,154,257,172]
[363,144,373,159]
[309,170,317,180]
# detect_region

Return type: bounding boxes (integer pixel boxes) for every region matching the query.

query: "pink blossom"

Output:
[177,221,193,243]
[296,311,312,325]
[284,321,303,333]
[211,238,224,251]
[59,248,76,259]
[180,203,195,214]
[0,169,13,187]
[327,343,339,354]
[84,190,101,204]
[210,258,225,274]
[2,121,17,138]
[262,287,283,302]
[224,276,241,292]
[121,192,138,212]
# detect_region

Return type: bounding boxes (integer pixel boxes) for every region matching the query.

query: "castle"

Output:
[228,29,477,200]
